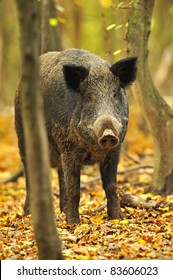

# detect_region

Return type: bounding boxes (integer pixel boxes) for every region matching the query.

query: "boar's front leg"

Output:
[100,150,124,220]
[22,161,31,215]
[58,168,67,213]
[61,152,80,224]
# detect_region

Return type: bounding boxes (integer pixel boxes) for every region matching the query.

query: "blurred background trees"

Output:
[0,0,173,109]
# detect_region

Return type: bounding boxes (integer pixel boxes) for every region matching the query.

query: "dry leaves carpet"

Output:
[0,105,173,260]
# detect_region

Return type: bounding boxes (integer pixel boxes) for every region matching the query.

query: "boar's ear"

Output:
[110,56,137,87]
[63,64,90,90]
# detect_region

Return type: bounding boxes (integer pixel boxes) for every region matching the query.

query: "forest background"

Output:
[0,0,173,260]
[1,0,173,107]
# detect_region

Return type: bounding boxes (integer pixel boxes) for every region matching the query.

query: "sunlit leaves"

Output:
[49,17,65,27]
[113,49,122,56]
[55,5,65,13]
[106,23,124,31]
[117,2,124,8]
[49,18,58,27]
[100,0,113,9]
[106,23,116,30]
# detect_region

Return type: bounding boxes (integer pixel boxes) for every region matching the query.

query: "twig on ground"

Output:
[0,167,24,186]
[123,151,141,164]
[94,191,173,213]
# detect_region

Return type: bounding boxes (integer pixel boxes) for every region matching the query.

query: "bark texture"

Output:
[126,0,173,195]
[15,0,63,259]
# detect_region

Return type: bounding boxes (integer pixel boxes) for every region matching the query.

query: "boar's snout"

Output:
[98,128,119,149]
[93,115,122,150]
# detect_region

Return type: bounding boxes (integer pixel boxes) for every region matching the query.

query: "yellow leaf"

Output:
[74,224,90,234]
[85,253,91,260]
[49,17,65,27]
[100,0,112,9]
[106,24,116,30]
[90,213,104,224]
[139,174,150,183]
[111,219,120,224]
[49,18,58,26]
[113,50,122,56]
[63,249,73,257]
[92,230,99,235]
[120,219,129,225]
[159,206,169,211]
[115,24,123,30]
[57,17,66,24]
[152,243,158,249]
[117,2,123,8]
[138,239,146,244]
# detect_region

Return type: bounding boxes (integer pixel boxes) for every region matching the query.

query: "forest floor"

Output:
[0,104,173,260]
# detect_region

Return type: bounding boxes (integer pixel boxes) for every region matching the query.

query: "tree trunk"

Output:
[15,0,63,259]
[39,0,63,54]
[126,0,173,195]
[73,2,82,48]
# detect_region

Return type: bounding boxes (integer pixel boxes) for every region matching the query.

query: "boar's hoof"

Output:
[66,215,80,224]
[24,199,31,216]
[108,208,124,220]
[24,207,31,216]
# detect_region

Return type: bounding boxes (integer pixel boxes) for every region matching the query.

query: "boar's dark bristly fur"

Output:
[15,48,137,224]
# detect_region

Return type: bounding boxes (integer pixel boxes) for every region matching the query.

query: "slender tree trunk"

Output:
[126,0,173,195]
[73,2,82,48]
[40,0,49,54]
[39,0,63,54]
[15,0,63,259]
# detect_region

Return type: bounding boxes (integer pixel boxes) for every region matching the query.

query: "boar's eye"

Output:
[112,89,120,99]
[86,93,96,102]
[112,90,117,98]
